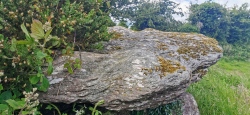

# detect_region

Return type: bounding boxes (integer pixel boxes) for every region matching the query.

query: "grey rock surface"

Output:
[180,92,200,115]
[38,26,223,111]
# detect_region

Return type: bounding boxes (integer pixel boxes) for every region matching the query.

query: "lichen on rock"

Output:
[38,26,223,112]
[142,56,185,78]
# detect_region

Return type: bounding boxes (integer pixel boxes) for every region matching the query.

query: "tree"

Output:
[188,1,229,42]
[227,3,250,44]
[110,0,141,20]
[110,0,183,31]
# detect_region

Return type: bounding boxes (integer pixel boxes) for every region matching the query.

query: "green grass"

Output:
[188,58,250,115]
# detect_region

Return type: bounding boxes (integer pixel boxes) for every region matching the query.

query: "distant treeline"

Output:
[110,0,250,45]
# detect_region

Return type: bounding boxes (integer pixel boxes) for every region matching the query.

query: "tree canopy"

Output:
[188,1,229,42]
[188,1,250,44]
[110,0,183,31]
[228,3,250,44]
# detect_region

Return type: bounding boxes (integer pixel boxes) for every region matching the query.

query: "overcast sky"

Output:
[172,0,250,21]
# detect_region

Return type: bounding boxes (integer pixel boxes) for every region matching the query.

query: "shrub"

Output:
[118,20,128,28]
[0,19,61,114]
[0,0,113,49]
[221,43,250,61]
[178,23,199,33]
[0,0,113,114]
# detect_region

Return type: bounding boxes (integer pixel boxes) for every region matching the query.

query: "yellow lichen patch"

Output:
[158,56,186,78]
[201,38,223,53]
[141,56,186,78]
[177,45,202,59]
[157,42,168,50]
[111,46,122,50]
[166,33,175,38]
[153,31,222,60]
[110,32,123,40]
[165,32,191,39]
[182,55,190,61]
[176,35,222,60]
[144,28,155,31]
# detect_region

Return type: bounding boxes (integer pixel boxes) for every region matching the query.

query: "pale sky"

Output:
[172,0,250,21]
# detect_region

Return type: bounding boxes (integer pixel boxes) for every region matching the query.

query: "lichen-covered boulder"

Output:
[38,26,222,111]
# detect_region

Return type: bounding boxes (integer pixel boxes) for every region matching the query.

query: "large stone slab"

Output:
[38,26,222,111]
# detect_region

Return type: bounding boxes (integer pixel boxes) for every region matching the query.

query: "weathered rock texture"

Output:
[38,26,222,111]
[180,92,200,115]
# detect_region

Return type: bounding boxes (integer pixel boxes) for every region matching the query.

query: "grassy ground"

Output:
[188,58,250,115]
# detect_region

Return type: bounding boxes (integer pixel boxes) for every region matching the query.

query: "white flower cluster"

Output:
[75,109,85,115]
[23,88,40,112]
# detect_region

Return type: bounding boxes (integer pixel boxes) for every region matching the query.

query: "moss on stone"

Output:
[157,42,168,50]
[175,33,222,60]
[142,56,186,78]
[157,56,186,78]
[111,46,122,50]
[110,32,123,40]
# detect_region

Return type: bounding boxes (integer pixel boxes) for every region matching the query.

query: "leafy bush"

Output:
[221,43,250,61]
[0,19,61,114]
[0,0,113,49]
[178,23,199,33]
[0,0,113,114]
[118,20,128,28]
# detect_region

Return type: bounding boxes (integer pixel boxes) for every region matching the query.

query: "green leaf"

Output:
[46,49,53,54]
[89,107,94,111]
[12,89,21,99]
[36,51,47,59]
[44,28,53,39]
[21,111,31,115]
[0,84,3,91]
[37,71,44,82]
[29,75,40,84]
[0,111,10,115]
[96,100,104,106]
[47,64,53,75]
[0,34,4,40]
[64,63,73,74]
[37,76,49,92]
[75,58,81,64]
[45,105,53,110]
[106,1,111,8]
[0,104,8,110]
[46,56,53,75]
[0,91,12,103]
[16,40,31,45]
[74,64,81,69]
[62,49,67,54]
[6,99,25,110]
[30,19,44,40]
[51,40,59,47]
[21,23,30,38]
[10,38,16,52]
[74,58,81,69]
[67,66,73,74]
